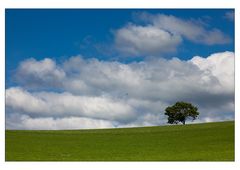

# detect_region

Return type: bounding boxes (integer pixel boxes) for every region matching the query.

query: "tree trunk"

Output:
[183,120,185,125]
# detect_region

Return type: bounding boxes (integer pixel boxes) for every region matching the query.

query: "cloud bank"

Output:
[6,51,234,130]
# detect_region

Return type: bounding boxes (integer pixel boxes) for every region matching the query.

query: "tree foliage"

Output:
[164,101,199,125]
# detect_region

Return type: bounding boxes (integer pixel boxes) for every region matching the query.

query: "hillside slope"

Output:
[6,121,234,161]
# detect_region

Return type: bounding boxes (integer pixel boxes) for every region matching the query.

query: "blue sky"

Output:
[5,9,235,129]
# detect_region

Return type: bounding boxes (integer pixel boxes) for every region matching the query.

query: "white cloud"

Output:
[6,87,47,114]
[114,13,231,56]
[14,58,65,89]
[191,51,234,93]
[6,113,115,130]
[6,51,234,129]
[114,24,182,56]
[6,87,136,123]
[61,52,234,105]
[150,14,231,45]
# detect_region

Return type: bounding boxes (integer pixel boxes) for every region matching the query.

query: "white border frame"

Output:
[0,0,239,170]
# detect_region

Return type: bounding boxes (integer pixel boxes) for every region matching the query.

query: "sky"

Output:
[5,9,234,130]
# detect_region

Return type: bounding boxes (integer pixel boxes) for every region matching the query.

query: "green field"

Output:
[6,121,234,161]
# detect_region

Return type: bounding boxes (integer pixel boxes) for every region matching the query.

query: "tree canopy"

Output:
[164,101,199,125]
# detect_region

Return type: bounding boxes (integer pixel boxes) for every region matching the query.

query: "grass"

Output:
[5,121,234,161]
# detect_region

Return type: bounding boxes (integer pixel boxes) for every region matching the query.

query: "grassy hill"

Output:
[5,121,234,161]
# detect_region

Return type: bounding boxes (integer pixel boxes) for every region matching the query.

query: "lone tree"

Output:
[164,101,199,125]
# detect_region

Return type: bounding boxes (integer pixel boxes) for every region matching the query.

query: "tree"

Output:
[164,101,199,125]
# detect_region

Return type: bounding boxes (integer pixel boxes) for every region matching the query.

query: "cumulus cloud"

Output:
[114,24,182,56]
[150,14,231,45]
[6,87,136,123]
[14,58,65,89]
[191,51,234,93]
[6,51,234,129]
[6,113,115,130]
[114,13,231,56]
